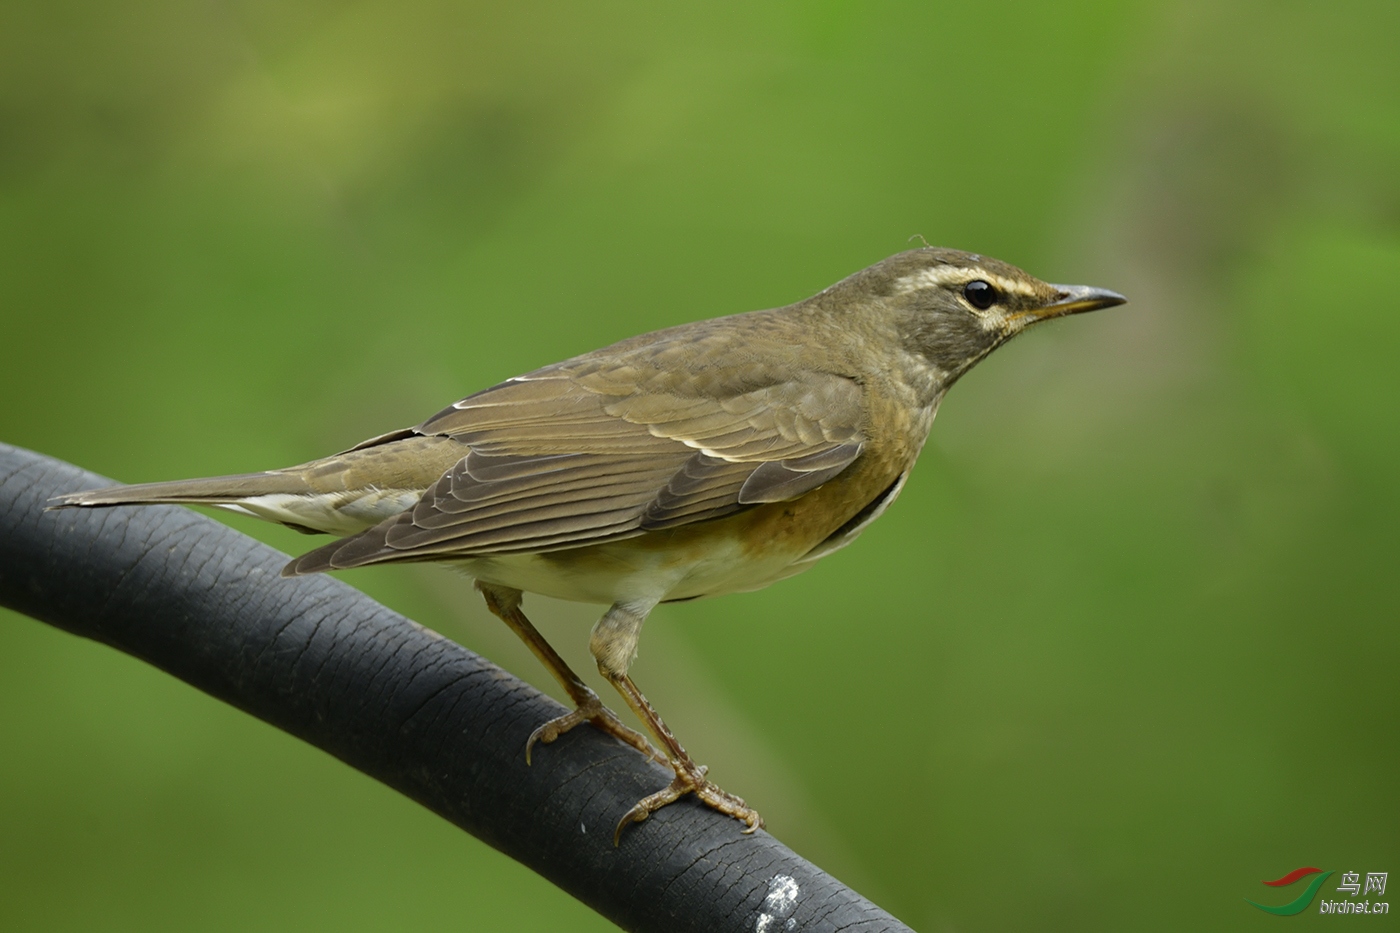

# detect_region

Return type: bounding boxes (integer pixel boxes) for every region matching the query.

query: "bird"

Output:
[50,246,1125,842]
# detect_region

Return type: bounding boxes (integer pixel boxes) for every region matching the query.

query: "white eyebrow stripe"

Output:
[892,265,964,292]
[893,267,1036,300]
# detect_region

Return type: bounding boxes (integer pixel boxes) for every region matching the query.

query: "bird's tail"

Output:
[46,472,344,535]
[47,434,462,541]
[48,472,316,510]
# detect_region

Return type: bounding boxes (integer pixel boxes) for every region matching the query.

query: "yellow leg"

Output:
[604,670,764,845]
[476,583,664,766]
[586,599,764,843]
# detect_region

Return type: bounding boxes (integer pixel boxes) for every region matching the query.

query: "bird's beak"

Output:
[1036,284,1128,319]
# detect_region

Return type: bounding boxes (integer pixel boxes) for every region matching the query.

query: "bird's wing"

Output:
[289,335,864,572]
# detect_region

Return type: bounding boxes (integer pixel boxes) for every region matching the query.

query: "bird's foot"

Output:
[613,760,764,845]
[526,689,666,766]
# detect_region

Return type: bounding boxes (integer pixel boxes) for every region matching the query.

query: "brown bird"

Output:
[51,247,1125,842]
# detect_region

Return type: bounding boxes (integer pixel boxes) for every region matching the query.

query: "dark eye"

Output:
[963,280,997,310]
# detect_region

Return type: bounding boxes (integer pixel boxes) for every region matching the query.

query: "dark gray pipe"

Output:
[0,443,913,933]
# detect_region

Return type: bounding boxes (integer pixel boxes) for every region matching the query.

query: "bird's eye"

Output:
[962,280,997,310]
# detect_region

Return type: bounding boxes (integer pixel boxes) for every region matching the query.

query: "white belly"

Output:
[458,534,816,607]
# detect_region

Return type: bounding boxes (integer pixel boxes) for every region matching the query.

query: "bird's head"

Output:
[845,247,1126,388]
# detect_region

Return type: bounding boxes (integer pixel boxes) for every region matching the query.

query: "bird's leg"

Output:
[475,582,662,765]
[590,601,764,843]
[603,671,764,843]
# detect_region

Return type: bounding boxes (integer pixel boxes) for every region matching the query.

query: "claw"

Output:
[612,761,763,845]
[524,691,666,766]
[525,706,592,766]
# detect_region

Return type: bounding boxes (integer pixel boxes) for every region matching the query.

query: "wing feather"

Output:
[738,444,863,504]
[290,320,869,572]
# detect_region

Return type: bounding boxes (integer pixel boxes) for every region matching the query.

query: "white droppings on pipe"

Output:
[754,874,799,932]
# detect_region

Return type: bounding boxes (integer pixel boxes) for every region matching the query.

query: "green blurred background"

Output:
[2,1,1397,930]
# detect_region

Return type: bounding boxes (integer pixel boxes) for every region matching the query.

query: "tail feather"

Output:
[48,472,316,509]
[48,435,466,548]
